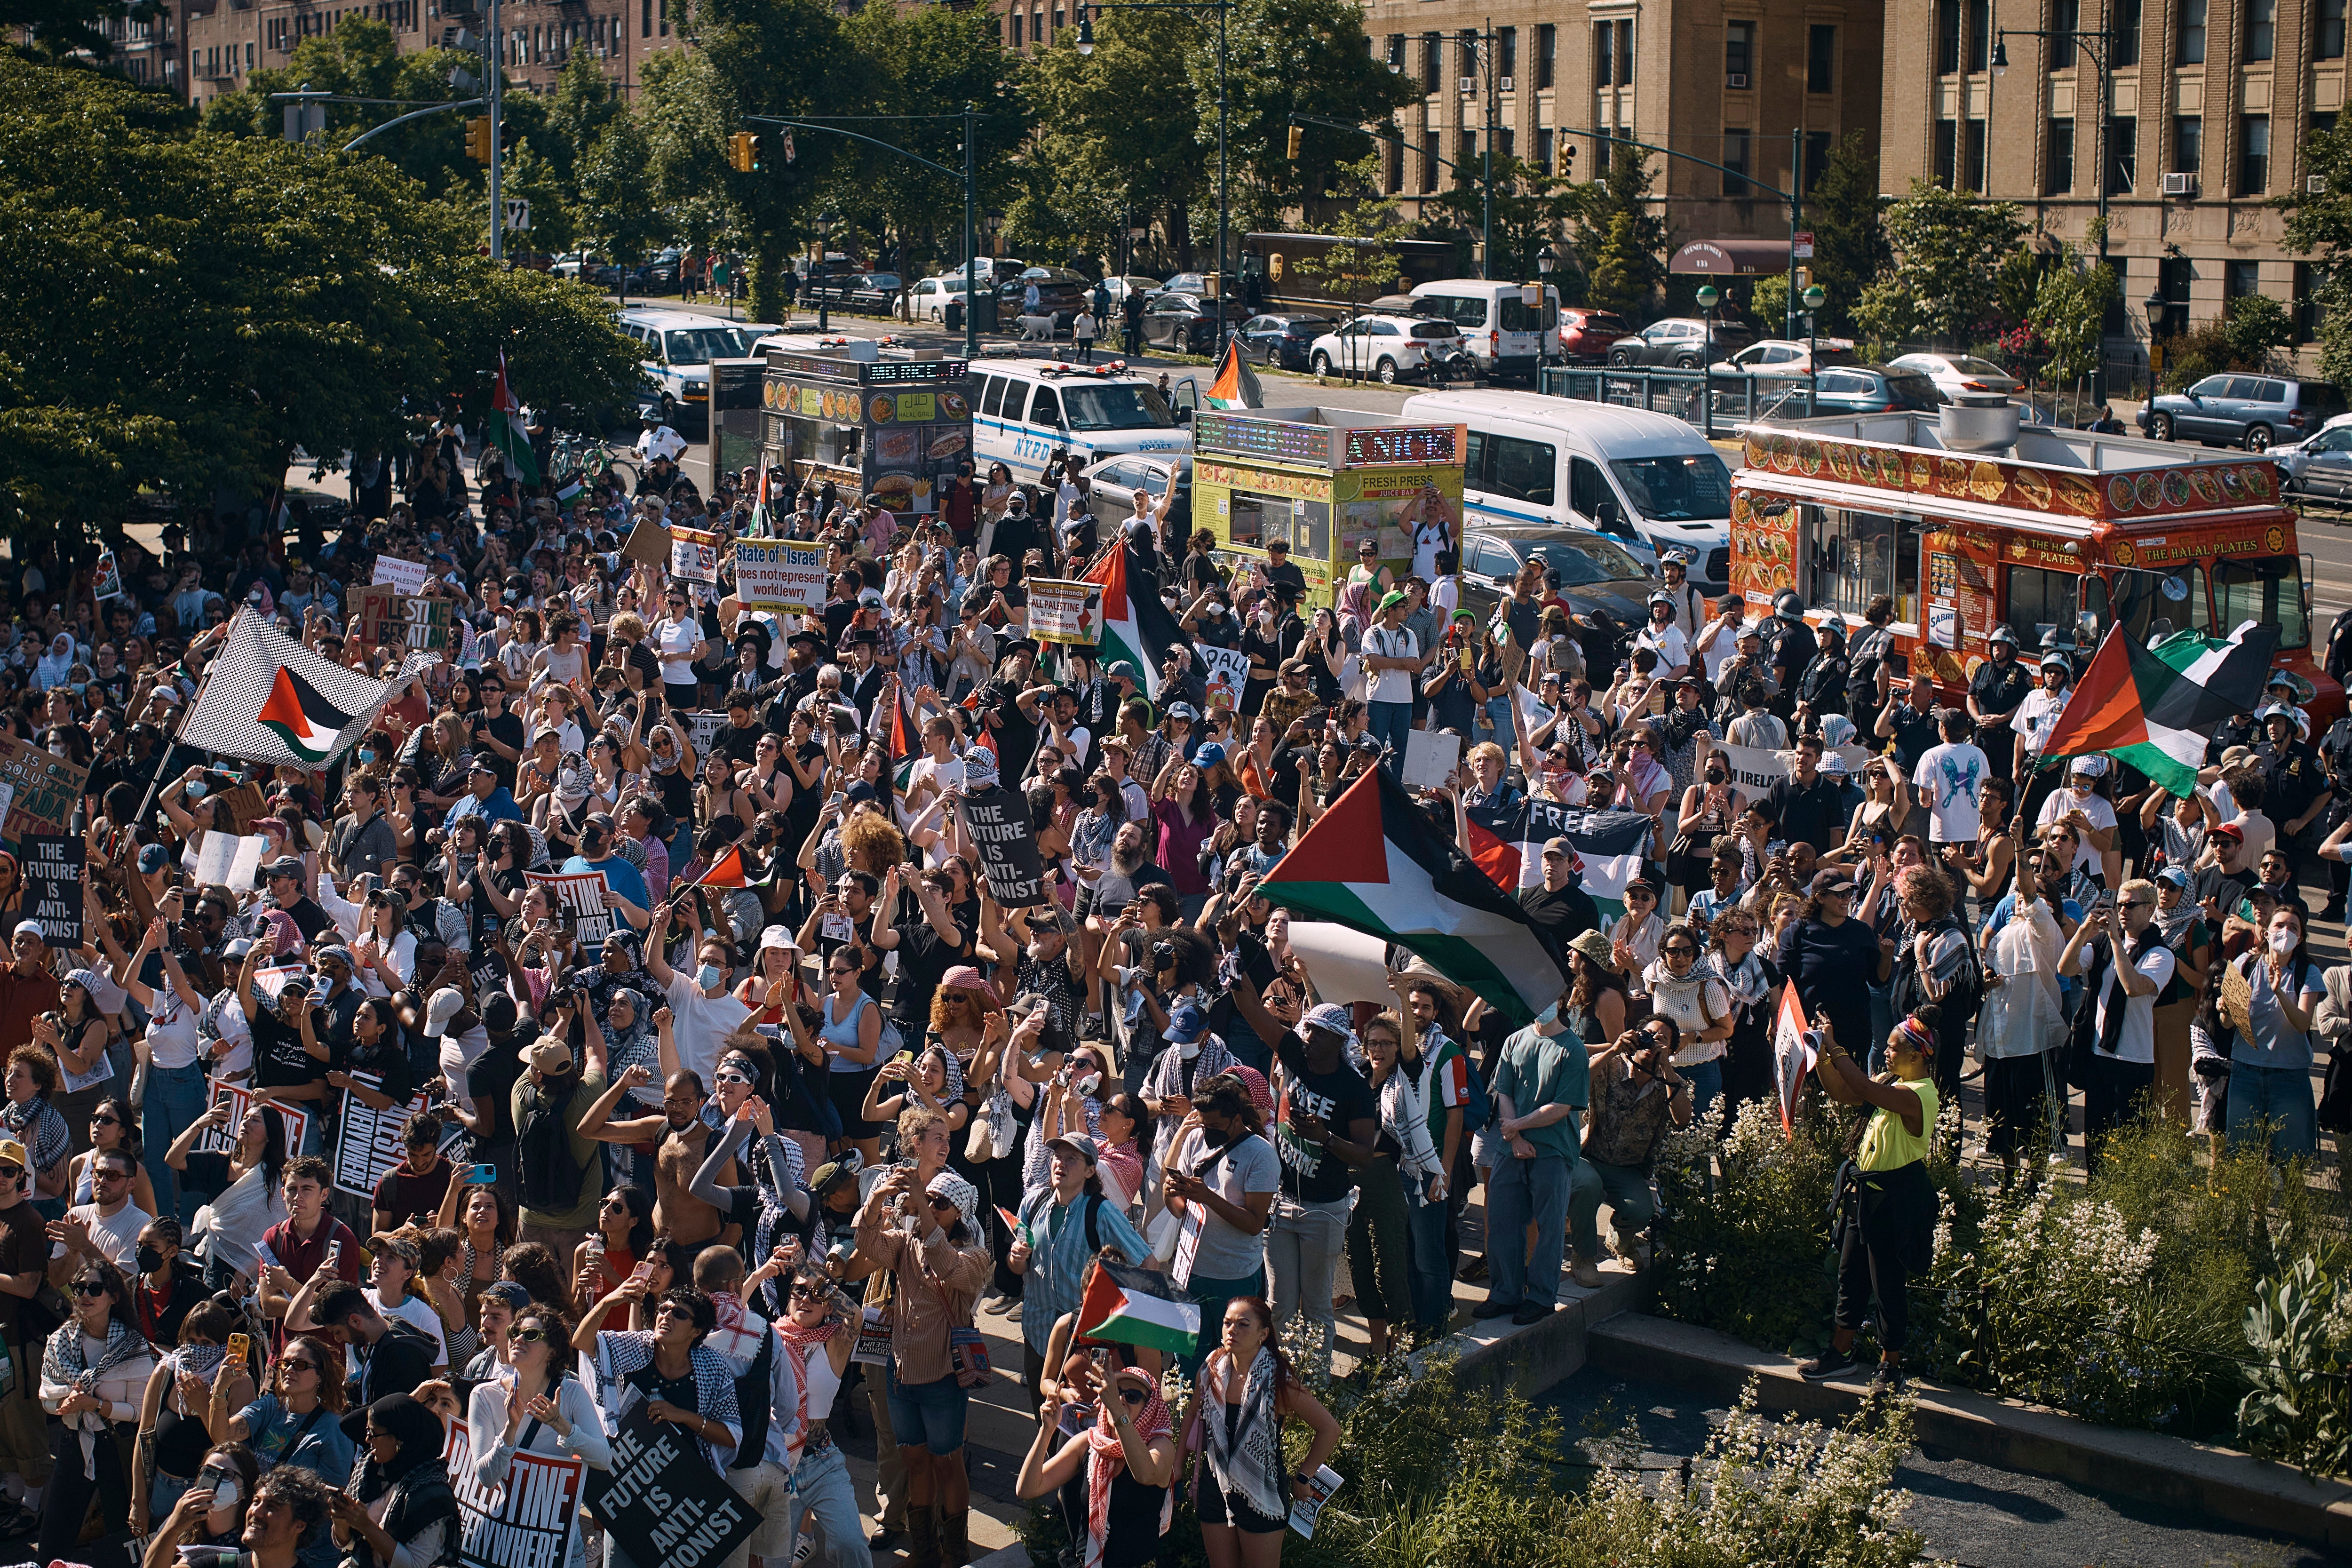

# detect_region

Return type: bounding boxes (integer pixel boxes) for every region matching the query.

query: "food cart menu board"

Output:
[761,358,972,515]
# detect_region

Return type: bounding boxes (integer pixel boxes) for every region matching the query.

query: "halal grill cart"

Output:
[759,339,974,515]
[1727,398,2342,725]
[1192,407,1469,611]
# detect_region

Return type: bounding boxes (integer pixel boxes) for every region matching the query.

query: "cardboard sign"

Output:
[960,783,1048,907]
[527,869,614,946]
[671,525,721,584]
[1401,728,1461,791]
[20,835,82,949]
[1197,645,1249,711]
[586,1399,760,1568]
[352,585,457,655]
[1027,577,1105,647]
[190,1077,310,1161]
[332,1071,474,1202]
[622,518,673,569]
[0,732,88,845]
[732,540,826,613]
[208,780,272,841]
[373,555,432,595]
[444,1417,588,1568]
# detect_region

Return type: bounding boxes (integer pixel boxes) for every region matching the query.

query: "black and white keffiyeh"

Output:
[595,1330,742,1470]
[48,1315,148,1477]
[1200,1345,1286,1524]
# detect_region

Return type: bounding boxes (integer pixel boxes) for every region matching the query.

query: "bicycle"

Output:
[549,430,638,490]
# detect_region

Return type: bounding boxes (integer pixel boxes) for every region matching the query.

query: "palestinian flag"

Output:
[1463,799,1654,920]
[697,844,762,890]
[490,350,540,487]
[2037,619,2280,796]
[256,665,358,764]
[1074,1258,1200,1358]
[1083,543,1184,701]
[1205,336,1263,410]
[888,690,916,796]
[1263,766,1569,1023]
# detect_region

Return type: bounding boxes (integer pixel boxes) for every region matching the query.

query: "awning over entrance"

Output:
[1669,239,1787,276]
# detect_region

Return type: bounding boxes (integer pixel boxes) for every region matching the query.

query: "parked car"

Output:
[906,276,969,322]
[1366,293,1443,318]
[1234,313,1335,369]
[1152,271,1241,305]
[645,247,685,293]
[1705,338,1861,376]
[2137,373,2349,451]
[1142,293,1248,354]
[1080,453,1192,533]
[1101,276,1162,305]
[845,273,902,312]
[1557,307,1634,362]
[1803,366,1947,416]
[1307,315,1465,384]
[998,266,1091,328]
[2277,412,2352,498]
[1451,525,1660,644]
[1886,351,2021,397]
[1606,317,1757,368]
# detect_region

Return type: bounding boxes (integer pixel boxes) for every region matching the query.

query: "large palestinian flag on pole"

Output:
[2035,619,2279,796]
[1083,543,1184,701]
[183,608,439,768]
[1262,766,1569,1023]
[1464,798,1654,919]
[256,667,357,764]
[490,350,541,486]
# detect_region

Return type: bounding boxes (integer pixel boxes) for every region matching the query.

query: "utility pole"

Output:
[487,0,505,262]
[963,104,978,363]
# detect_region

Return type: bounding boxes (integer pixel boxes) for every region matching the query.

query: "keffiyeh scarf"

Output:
[1083,1376,1174,1568]
[1200,1345,1286,1525]
[49,1315,147,1477]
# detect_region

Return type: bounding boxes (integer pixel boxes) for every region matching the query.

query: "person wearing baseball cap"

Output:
[1777,868,1881,1061]
[1007,1122,1149,1386]
[1363,583,1420,780]
[1518,836,1600,953]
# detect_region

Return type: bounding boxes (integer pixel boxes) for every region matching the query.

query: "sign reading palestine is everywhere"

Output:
[333,1071,474,1202]
[443,1417,587,1568]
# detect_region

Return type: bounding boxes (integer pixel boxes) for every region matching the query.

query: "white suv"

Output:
[1307,314,1465,384]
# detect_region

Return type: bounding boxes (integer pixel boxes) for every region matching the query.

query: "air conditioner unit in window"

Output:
[1726,72,1748,88]
[2312,175,2330,194]
[1499,75,1513,91]
[1459,75,1478,93]
[2161,171,2196,197]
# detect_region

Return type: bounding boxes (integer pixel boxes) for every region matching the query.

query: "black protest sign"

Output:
[21,835,83,949]
[960,784,1049,907]
[586,1399,759,1568]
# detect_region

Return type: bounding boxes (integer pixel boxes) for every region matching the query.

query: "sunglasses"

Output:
[1662,945,1696,957]
[513,1325,550,1344]
[790,1284,830,1302]
[90,1113,119,1126]
[602,1194,630,1210]
[828,965,855,976]
[715,1068,755,1087]
[71,1280,109,1297]
[1118,1386,1147,1405]
[0,1167,23,1181]
[929,1194,958,1210]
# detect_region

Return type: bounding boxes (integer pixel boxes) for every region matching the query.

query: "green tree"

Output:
[574,105,667,300]
[3,0,158,62]
[2283,118,2352,390]
[543,52,625,191]
[1418,153,1581,281]
[1292,152,1407,318]
[1019,12,1208,268]
[2027,245,2119,383]
[1802,129,1887,336]
[1853,179,2025,349]
[1571,147,1668,318]
[1208,0,1416,220]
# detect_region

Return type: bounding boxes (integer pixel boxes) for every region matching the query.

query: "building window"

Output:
[2227,260,2263,301]
[2113,0,2142,64]
[2174,114,2201,174]
[2241,114,2270,194]
[2298,262,2326,342]
[1461,130,1477,177]
[1536,23,1555,88]
[2179,0,2205,63]
[1422,31,1441,92]
[657,0,666,36]
[2108,116,2137,193]
[2322,0,2349,59]
[1724,128,1751,193]
[1804,129,1831,190]
[1934,118,1958,186]
[1596,20,1631,86]
[2050,0,2078,66]
[1536,127,1554,175]
[2245,0,2278,58]
[1807,24,1836,90]
[1010,12,1021,45]
[2047,119,2075,192]
[1498,25,1515,82]
[641,0,650,37]
[1422,131,1439,192]
[1967,0,1990,69]
[1725,21,1753,84]
[1965,119,1987,191]
[1458,29,1478,83]
[1936,0,1960,73]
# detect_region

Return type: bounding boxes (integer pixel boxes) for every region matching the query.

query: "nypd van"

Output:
[1400,388,1732,589]
[970,360,1200,483]
[619,306,759,431]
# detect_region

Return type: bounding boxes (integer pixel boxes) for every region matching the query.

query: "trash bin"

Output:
[969,292,999,333]
[945,299,964,332]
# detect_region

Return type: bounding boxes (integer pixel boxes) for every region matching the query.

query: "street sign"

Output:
[503,199,532,232]
[1793,231,1815,259]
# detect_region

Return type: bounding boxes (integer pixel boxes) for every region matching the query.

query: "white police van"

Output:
[969,359,1200,483]
[619,306,759,431]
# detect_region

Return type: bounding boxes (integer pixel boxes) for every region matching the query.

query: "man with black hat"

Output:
[1519,837,1601,956]
[840,628,891,728]
[976,645,1054,781]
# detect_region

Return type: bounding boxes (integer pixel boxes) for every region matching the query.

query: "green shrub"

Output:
[2239,1253,2352,1479]
[1654,1098,1843,1359]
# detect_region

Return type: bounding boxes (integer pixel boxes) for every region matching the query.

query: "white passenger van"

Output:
[969,360,1200,483]
[1400,388,1733,589]
[1409,279,1560,380]
[618,306,757,431]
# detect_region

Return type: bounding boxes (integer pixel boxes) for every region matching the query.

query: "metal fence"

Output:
[1537,364,1816,436]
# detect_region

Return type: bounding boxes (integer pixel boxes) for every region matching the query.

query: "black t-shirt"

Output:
[1519,882,1599,961]
[718,721,766,770]
[1763,774,1845,852]
[473,710,529,790]
[1880,703,1941,771]
[1268,1035,1378,1204]
[251,1005,335,1093]
[890,917,969,1030]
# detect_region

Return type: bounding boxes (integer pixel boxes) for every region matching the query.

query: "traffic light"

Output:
[728,131,763,173]
[465,116,493,163]
[1286,124,1303,160]
[1553,139,1576,179]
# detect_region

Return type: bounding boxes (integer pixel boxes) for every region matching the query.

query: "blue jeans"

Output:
[1680,1059,1722,1119]
[143,1060,210,1226]
[1569,1159,1657,1261]
[2227,1060,2318,1161]
[1486,1152,1570,1311]
[1367,700,1414,779]
[788,1444,872,1568]
[1405,1190,1453,1331]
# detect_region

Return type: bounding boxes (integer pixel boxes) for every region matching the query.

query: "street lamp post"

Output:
[1994,28,2115,402]
[1537,249,1557,365]
[1080,2,1231,356]
[815,212,833,333]
[1802,281,1826,412]
[2144,287,2170,395]
[1696,284,1718,438]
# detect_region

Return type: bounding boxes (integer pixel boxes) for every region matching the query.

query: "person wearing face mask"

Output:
[2059,878,2177,1167]
[1006,1130,1150,1401]
[641,903,754,1084]
[139,1439,260,1568]
[126,1217,206,1347]
[2035,755,2118,880]
[1137,1003,1235,1212]
[2220,903,2323,1162]
[558,814,651,916]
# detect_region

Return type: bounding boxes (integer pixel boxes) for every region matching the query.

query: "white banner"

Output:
[1707,740,1875,796]
[445,1417,588,1568]
[1281,921,1396,1006]
[1027,578,1105,647]
[732,539,825,612]
[1197,645,1249,712]
[373,555,431,595]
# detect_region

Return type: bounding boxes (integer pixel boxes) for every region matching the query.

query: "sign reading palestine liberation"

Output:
[587,1400,759,1568]
[959,783,1048,907]
[443,1418,587,1568]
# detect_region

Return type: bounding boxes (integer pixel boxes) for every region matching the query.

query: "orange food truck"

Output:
[1725,404,2342,725]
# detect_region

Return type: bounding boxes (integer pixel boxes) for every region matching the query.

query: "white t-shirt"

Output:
[655,616,702,685]
[347,1287,450,1375]
[1634,623,1689,673]
[1693,617,1748,684]
[661,967,755,1083]
[1911,741,1991,843]
[2010,687,2068,753]
[55,1200,152,1270]
[1364,624,1419,705]
[2081,939,2176,1065]
[2035,786,2117,873]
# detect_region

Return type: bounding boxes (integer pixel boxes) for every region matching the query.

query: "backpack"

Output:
[1439,1035,1494,1137]
[728,1325,777,1472]
[515,1077,588,1214]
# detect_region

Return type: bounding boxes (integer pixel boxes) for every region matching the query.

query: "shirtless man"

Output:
[575,1064,734,1248]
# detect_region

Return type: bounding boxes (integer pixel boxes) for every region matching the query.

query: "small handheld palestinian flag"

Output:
[696,844,763,890]
[256,665,360,764]
[490,350,541,487]
[1074,1258,1200,1357]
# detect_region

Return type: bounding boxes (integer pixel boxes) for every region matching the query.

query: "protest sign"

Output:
[1026,578,1104,647]
[352,585,457,655]
[191,831,268,892]
[208,780,271,840]
[671,525,721,583]
[1196,645,1249,711]
[467,942,510,1004]
[587,1400,759,1568]
[960,784,1048,907]
[190,1078,309,1160]
[93,549,124,603]
[685,710,731,758]
[732,540,826,613]
[528,869,614,945]
[1401,729,1460,790]
[1287,1465,1346,1539]
[1279,922,1394,1006]
[1708,740,1873,797]
[373,555,432,595]
[20,835,82,948]
[622,518,672,569]
[334,1071,473,1203]
[1772,979,1817,1137]
[0,731,88,844]
[445,1417,588,1568]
